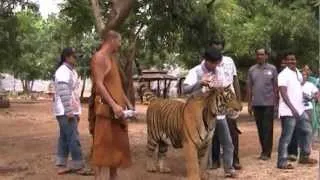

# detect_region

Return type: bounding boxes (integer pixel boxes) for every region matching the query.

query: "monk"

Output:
[90,30,133,180]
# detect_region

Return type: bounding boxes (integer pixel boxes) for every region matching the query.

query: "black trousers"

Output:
[212,118,240,165]
[253,106,274,157]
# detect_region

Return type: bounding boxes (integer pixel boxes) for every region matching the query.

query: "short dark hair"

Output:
[284,51,296,59]
[209,38,225,48]
[203,47,222,62]
[255,48,267,54]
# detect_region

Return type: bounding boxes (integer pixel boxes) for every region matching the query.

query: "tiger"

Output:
[140,83,242,180]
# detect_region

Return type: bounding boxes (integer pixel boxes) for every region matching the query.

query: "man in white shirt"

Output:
[277,52,317,169]
[183,47,237,178]
[209,39,243,170]
[53,47,84,174]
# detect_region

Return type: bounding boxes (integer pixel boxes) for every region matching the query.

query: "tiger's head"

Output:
[206,85,242,117]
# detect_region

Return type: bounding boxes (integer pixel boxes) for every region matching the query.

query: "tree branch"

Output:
[89,0,105,36]
[206,0,216,10]
[103,0,135,33]
[134,23,144,41]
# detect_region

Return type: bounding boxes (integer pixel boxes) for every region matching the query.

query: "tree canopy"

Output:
[0,0,319,92]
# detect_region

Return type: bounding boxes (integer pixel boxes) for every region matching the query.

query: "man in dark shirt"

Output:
[247,48,278,160]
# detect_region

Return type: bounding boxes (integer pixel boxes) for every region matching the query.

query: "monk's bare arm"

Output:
[123,94,134,109]
[91,54,117,108]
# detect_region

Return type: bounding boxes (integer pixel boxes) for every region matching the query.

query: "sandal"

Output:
[278,164,294,169]
[74,168,95,176]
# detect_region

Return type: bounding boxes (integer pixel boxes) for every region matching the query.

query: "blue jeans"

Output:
[56,115,84,169]
[213,118,235,173]
[277,112,312,167]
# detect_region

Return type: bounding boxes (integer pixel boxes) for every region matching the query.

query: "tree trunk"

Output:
[121,24,143,107]
[103,0,135,34]
[21,79,31,94]
[21,80,27,93]
[30,80,34,92]
[88,0,135,136]
[123,56,135,107]
[81,77,86,99]
[89,0,105,35]
[90,0,135,35]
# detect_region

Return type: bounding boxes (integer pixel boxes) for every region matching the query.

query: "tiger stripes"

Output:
[140,83,242,179]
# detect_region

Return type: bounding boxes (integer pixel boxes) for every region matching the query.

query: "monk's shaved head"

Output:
[103,30,121,42]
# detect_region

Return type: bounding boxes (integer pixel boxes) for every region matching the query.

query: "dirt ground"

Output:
[0,101,319,180]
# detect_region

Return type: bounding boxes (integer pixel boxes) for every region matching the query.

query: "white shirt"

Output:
[302,81,318,110]
[184,56,237,89]
[53,64,81,116]
[183,62,208,87]
[216,56,237,88]
[278,67,304,116]
[184,57,238,119]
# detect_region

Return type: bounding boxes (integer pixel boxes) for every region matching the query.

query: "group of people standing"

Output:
[248,49,319,169]
[51,30,319,180]
[248,50,318,170]
[183,41,319,177]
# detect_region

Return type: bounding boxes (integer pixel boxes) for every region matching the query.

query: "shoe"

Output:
[225,171,238,178]
[288,155,297,162]
[233,163,242,170]
[299,158,318,165]
[259,155,270,161]
[277,164,294,169]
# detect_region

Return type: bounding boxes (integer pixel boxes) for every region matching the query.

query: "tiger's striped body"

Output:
[141,84,242,180]
[147,99,185,150]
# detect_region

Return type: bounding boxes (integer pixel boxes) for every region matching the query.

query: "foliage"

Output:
[0,0,38,71]
[1,0,319,92]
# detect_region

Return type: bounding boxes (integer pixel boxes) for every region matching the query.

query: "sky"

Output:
[32,0,62,18]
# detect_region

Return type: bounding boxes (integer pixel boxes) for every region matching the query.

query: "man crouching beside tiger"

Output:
[183,47,238,178]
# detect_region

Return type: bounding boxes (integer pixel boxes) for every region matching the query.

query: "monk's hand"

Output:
[112,104,124,119]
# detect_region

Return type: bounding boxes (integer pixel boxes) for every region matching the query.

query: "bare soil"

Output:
[0,102,318,180]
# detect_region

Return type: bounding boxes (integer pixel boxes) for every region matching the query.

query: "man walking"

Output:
[183,47,237,178]
[247,48,278,160]
[90,30,133,180]
[54,48,85,174]
[210,39,242,170]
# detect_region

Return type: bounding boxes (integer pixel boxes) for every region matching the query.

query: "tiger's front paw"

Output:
[159,166,171,173]
[201,171,210,180]
[146,161,157,173]
[158,159,171,173]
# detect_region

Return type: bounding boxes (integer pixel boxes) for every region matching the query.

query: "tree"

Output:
[88,0,137,105]
[14,10,49,92]
[0,0,38,72]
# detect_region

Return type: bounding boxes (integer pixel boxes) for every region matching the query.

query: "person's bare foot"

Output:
[57,167,72,175]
